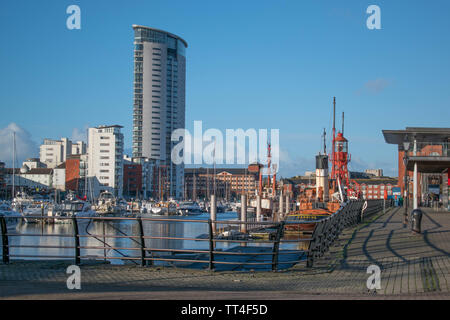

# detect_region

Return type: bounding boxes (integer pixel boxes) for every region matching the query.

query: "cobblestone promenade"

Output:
[1,207,449,299]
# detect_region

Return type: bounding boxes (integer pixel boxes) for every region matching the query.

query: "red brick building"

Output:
[123,163,142,198]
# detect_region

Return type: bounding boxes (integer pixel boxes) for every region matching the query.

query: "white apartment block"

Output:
[72,141,87,155]
[40,137,72,168]
[52,163,66,191]
[88,125,124,198]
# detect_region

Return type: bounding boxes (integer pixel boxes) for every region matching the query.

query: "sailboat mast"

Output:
[12,131,16,199]
[213,137,216,197]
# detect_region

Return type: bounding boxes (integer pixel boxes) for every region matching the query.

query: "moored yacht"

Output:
[177,201,203,216]
[0,202,22,230]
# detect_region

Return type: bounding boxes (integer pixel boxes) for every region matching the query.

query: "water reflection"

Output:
[5,212,241,265]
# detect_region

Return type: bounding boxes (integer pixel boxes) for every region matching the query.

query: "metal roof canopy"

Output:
[382,127,450,173]
[383,127,450,150]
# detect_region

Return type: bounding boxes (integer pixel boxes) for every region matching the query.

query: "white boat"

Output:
[93,191,124,216]
[11,192,36,212]
[149,201,178,215]
[0,203,22,230]
[21,203,49,223]
[49,200,98,224]
[177,201,203,216]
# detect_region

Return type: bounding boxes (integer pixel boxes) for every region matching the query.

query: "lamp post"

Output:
[403,136,410,226]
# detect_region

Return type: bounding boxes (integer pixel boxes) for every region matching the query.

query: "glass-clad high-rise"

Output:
[132,25,187,199]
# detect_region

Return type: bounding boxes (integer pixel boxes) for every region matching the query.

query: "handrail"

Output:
[0,199,393,271]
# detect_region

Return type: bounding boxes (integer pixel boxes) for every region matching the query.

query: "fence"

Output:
[0,199,393,271]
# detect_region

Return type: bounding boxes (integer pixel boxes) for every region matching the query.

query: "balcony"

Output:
[405,142,450,173]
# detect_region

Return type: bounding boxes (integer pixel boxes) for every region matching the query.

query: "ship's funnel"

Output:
[316,154,329,202]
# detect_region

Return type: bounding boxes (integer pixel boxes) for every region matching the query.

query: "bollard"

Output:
[279,191,284,216]
[411,209,423,234]
[285,194,290,215]
[256,195,262,223]
[240,194,247,233]
[210,194,217,234]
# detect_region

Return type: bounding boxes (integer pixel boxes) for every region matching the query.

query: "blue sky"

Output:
[1,0,449,177]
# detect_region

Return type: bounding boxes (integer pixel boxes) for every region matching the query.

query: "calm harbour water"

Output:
[4,211,304,268]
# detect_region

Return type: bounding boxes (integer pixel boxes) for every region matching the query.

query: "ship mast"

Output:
[12,131,16,199]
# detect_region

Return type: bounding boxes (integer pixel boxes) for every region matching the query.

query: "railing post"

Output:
[272,221,285,271]
[1,216,9,264]
[71,217,80,265]
[137,216,147,266]
[307,220,321,268]
[208,219,215,271]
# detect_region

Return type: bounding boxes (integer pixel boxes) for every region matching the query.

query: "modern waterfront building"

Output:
[132,25,187,199]
[71,141,87,156]
[39,138,85,169]
[87,125,124,198]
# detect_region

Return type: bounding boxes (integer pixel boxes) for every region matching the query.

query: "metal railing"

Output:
[0,199,393,271]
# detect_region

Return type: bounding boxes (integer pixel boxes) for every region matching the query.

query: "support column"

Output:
[256,194,262,222]
[279,191,284,217]
[413,139,418,209]
[210,194,217,234]
[240,194,247,233]
[285,194,290,215]
[443,171,449,211]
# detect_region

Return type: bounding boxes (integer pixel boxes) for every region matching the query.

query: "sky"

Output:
[1,0,450,178]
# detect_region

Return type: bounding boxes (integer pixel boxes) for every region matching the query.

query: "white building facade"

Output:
[88,125,124,198]
[52,163,66,191]
[71,141,87,155]
[39,138,72,168]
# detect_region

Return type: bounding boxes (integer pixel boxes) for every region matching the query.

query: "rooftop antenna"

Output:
[342,111,345,135]
[322,128,327,155]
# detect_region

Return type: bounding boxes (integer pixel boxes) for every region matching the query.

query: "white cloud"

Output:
[71,125,88,143]
[0,123,38,167]
[277,148,315,178]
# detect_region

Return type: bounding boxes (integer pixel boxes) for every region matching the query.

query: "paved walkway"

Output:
[1,207,449,299]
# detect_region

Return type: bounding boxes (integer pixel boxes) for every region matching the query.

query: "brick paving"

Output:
[0,207,449,299]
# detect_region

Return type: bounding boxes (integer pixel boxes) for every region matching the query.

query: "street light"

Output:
[403,135,410,226]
